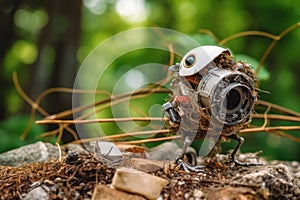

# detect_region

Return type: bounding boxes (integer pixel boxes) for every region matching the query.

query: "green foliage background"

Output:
[1,0,300,161]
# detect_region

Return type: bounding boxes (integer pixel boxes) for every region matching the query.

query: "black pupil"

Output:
[225,89,241,110]
[185,55,195,66]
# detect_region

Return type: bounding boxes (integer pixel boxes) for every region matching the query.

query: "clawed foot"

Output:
[226,134,263,169]
[229,155,263,169]
[176,158,204,173]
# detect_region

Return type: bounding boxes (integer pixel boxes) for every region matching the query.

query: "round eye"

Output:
[184,55,196,68]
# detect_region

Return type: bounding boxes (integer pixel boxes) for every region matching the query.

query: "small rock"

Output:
[146,142,178,161]
[294,171,300,179]
[64,144,88,154]
[54,177,62,182]
[146,141,196,162]
[295,189,300,196]
[94,141,123,163]
[0,142,58,166]
[30,181,41,188]
[193,189,204,198]
[184,193,190,199]
[120,157,167,172]
[156,196,163,200]
[24,186,49,200]
[92,184,146,200]
[178,181,185,186]
[112,167,169,200]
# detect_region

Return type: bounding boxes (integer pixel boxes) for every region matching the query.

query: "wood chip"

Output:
[112,167,169,199]
[92,185,146,200]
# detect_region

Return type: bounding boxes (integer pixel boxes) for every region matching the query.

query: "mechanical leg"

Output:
[228,134,262,168]
[176,135,204,173]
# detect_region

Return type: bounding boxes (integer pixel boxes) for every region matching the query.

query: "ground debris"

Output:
[0,153,300,200]
[92,184,146,200]
[0,154,115,200]
[112,167,169,199]
[206,186,257,200]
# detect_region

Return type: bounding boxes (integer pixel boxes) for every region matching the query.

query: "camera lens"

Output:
[197,68,255,125]
[224,88,241,111]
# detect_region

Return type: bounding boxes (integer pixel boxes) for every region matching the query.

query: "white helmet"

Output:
[179,45,231,76]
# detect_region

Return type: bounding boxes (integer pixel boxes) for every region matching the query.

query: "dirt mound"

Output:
[1,153,299,200]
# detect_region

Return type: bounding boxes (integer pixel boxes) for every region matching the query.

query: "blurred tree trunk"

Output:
[28,0,82,115]
[0,0,21,120]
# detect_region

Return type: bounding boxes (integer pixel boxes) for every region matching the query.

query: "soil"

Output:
[0,153,300,200]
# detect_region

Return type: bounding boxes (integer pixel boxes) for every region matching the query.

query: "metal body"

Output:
[197,67,255,125]
[163,45,259,171]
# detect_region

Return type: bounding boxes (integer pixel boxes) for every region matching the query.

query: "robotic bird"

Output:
[163,45,259,172]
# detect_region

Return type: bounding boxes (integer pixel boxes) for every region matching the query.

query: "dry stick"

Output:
[262,105,271,128]
[117,126,300,145]
[218,31,279,46]
[57,87,168,125]
[56,124,64,144]
[117,131,300,145]
[41,101,299,141]
[71,124,300,145]
[74,65,173,132]
[253,114,300,123]
[209,22,300,74]
[116,135,181,145]
[256,100,300,117]
[240,126,300,134]
[46,96,299,124]
[41,86,171,139]
[13,72,48,116]
[202,23,300,90]
[38,91,168,139]
[13,72,47,140]
[85,75,169,124]
[46,88,171,120]
[39,128,64,138]
[35,87,112,138]
[168,43,175,66]
[39,81,169,139]
[67,129,171,145]
[268,130,300,143]
[56,143,62,162]
[239,125,300,144]
[199,29,221,43]
[129,102,150,118]
[13,72,109,140]
[38,123,79,140]
[41,84,171,140]
[257,21,300,73]
[36,88,111,103]
[64,127,79,141]
[37,113,300,137]
[55,56,174,142]
[36,117,164,125]
[42,120,300,145]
